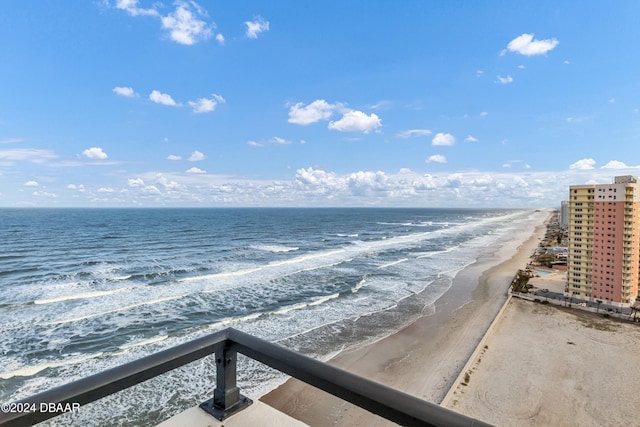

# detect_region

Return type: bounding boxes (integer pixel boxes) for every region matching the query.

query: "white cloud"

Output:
[82,147,108,160]
[43,163,640,208]
[155,174,184,190]
[609,97,616,104]
[295,167,342,191]
[161,1,213,45]
[346,171,390,196]
[188,94,225,113]
[113,86,137,97]
[328,110,382,133]
[288,99,337,125]
[465,135,479,143]
[245,16,269,39]
[288,167,570,207]
[397,129,432,139]
[67,184,85,192]
[271,137,290,145]
[0,148,58,163]
[432,133,455,146]
[496,75,513,84]
[426,155,447,164]
[142,185,161,194]
[601,160,632,169]
[24,180,39,187]
[247,137,292,147]
[368,100,392,110]
[149,90,179,106]
[128,178,145,187]
[569,158,596,170]
[188,150,206,161]
[0,138,26,144]
[480,111,488,117]
[167,155,182,160]
[517,65,526,69]
[115,0,158,17]
[186,167,206,174]
[288,100,381,133]
[32,191,57,198]
[505,33,559,56]
[476,69,484,77]
[115,0,219,46]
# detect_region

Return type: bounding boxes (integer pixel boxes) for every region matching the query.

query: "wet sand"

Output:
[261,217,547,426]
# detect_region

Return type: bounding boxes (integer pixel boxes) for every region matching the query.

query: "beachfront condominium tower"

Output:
[560,200,570,229]
[568,175,640,307]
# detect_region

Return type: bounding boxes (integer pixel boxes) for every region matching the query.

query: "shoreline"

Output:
[261,213,549,426]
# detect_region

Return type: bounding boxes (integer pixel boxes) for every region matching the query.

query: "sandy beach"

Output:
[444,298,640,426]
[261,216,548,426]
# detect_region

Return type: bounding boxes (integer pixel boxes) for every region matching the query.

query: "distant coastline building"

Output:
[567,175,640,307]
[560,200,570,229]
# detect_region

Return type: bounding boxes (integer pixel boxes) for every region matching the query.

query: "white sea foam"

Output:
[182,249,347,286]
[353,278,367,292]
[179,267,264,282]
[48,295,185,325]
[213,312,263,328]
[119,334,168,350]
[0,352,104,380]
[34,288,131,305]
[265,249,347,268]
[378,258,409,269]
[416,245,460,258]
[251,245,299,253]
[273,302,309,315]
[308,293,340,306]
[44,281,81,290]
[294,260,350,274]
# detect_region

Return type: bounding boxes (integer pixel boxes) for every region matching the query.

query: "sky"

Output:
[2,1,640,208]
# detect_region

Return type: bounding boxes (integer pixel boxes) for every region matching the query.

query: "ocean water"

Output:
[0,208,547,425]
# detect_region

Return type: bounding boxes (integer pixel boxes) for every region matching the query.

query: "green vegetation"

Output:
[462,372,471,385]
[511,269,532,293]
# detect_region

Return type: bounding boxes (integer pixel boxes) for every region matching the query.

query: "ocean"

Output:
[0,208,547,426]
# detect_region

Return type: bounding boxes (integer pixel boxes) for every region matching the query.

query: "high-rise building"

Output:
[567,175,640,307]
[560,200,570,229]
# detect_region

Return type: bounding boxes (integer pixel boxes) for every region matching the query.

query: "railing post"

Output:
[214,345,239,410]
[199,343,252,420]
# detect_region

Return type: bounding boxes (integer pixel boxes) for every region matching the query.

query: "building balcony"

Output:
[0,328,490,427]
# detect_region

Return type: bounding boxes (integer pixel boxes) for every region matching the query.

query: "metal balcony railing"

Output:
[0,328,492,427]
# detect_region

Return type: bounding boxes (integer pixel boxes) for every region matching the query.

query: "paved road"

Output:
[530,289,633,316]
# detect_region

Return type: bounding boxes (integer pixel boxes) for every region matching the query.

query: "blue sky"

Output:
[2,1,640,207]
